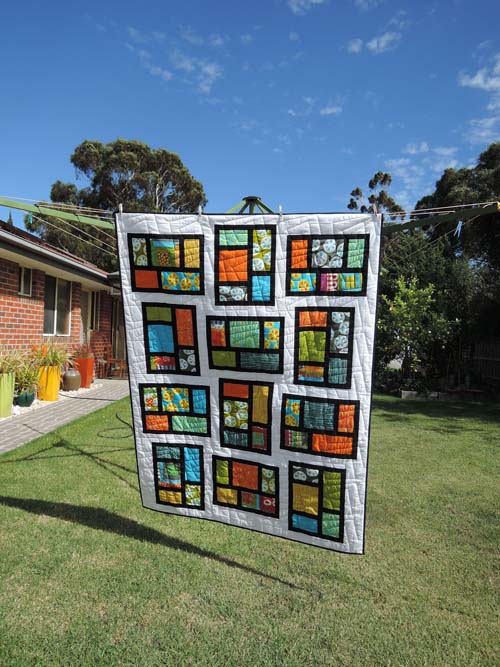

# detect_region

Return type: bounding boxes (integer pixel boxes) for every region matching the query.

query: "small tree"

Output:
[348,172,404,218]
[380,276,452,383]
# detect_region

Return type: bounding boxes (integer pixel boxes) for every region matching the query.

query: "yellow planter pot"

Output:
[38,366,61,401]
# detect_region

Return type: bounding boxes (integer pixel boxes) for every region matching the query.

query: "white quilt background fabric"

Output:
[116,212,381,554]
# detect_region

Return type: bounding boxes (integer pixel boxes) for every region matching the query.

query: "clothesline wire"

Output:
[30,213,117,260]
[40,213,117,252]
[384,214,481,267]
[2,194,497,221]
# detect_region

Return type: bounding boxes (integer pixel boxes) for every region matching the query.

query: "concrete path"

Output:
[0,379,130,455]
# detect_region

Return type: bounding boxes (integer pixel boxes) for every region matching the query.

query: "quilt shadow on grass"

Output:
[0,495,300,589]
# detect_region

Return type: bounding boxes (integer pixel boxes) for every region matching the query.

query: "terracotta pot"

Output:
[38,366,61,401]
[63,368,81,391]
[74,357,94,388]
[0,372,15,417]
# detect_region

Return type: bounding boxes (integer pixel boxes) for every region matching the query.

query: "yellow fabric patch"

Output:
[184,239,200,268]
[158,490,182,504]
[252,385,269,423]
[292,484,319,515]
[217,487,238,505]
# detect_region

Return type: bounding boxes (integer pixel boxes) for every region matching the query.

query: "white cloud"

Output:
[148,65,173,81]
[354,0,384,10]
[240,33,254,45]
[127,27,146,43]
[366,32,401,54]
[387,10,410,31]
[210,34,225,47]
[170,49,196,73]
[287,0,328,15]
[320,104,342,115]
[347,38,363,54]
[289,31,300,41]
[403,142,429,155]
[180,26,204,46]
[169,49,223,94]
[433,146,458,157]
[458,53,500,145]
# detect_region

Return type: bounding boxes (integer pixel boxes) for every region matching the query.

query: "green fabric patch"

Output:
[219,229,248,246]
[322,512,340,538]
[347,239,365,268]
[171,416,208,434]
[146,306,172,322]
[212,351,237,367]
[229,320,260,348]
[216,459,230,484]
[323,471,341,511]
[299,330,326,362]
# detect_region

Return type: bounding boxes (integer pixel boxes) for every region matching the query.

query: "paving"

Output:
[0,379,130,455]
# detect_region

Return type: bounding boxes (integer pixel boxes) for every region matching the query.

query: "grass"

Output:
[0,394,498,667]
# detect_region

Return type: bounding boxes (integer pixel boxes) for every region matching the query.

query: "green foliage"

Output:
[32,343,69,368]
[380,277,452,379]
[25,139,207,271]
[415,141,500,270]
[347,171,404,217]
[0,350,20,375]
[14,358,39,394]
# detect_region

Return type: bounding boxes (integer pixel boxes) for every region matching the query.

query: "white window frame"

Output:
[43,276,73,337]
[18,266,32,297]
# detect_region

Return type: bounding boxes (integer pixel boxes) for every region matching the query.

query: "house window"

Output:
[43,276,72,335]
[89,291,100,331]
[18,267,32,297]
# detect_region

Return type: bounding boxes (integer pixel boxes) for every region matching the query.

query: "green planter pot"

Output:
[14,391,36,407]
[0,372,15,418]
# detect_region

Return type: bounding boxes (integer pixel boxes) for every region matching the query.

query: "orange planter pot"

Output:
[38,366,61,401]
[74,357,94,388]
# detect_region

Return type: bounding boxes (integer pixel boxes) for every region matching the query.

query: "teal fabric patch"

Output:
[171,416,208,433]
[303,400,335,430]
[240,352,280,371]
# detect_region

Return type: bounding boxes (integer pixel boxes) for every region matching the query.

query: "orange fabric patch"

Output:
[223,382,249,399]
[312,434,353,455]
[299,310,327,327]
[219,249,248,282]
[135,270,159,289]
[232,462,259,490]
[338,404,356,432]
[145,415,170,431]
[175,309,194,346]
[291,240,308,269]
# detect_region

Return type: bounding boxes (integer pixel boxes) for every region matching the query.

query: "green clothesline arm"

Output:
[0,197,115,230]
[383,202,500,235]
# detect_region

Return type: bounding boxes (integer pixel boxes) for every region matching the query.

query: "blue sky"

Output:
[1,0,499,221]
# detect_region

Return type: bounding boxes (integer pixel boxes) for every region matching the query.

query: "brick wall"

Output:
[0,258,112,355]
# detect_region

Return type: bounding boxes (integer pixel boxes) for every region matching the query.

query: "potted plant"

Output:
[33,343,68,401]
[0,350,19,418]
[14,358,39,407]
[73,344,94,389]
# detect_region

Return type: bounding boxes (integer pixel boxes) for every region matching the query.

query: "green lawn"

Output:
[0,394,498,667]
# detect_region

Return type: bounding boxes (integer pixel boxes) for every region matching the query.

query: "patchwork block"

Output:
[287,235,369,296]
[142,303,200,375]
[215,225,276,304]
[281,394,359,458]
[219,379,273,455]
[207,317,284,374]
[129,234,204,294]
[213,456,279,517]
[153,444,204,509]
[289,463,345,542]
[140,384,210,436]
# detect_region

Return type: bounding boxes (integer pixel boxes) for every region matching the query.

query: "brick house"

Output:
[0,220,125,367]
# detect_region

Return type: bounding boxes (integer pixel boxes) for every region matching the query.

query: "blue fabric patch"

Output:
[148,324,174,353]
[328,358,348,385]
[303,400,335,430]
[192,389,207,414]
[252,274,271,301]
[292,514,318,534]
[184,447,200,482]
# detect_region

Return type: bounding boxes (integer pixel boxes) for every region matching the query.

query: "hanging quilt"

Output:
[116,212,381,554]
